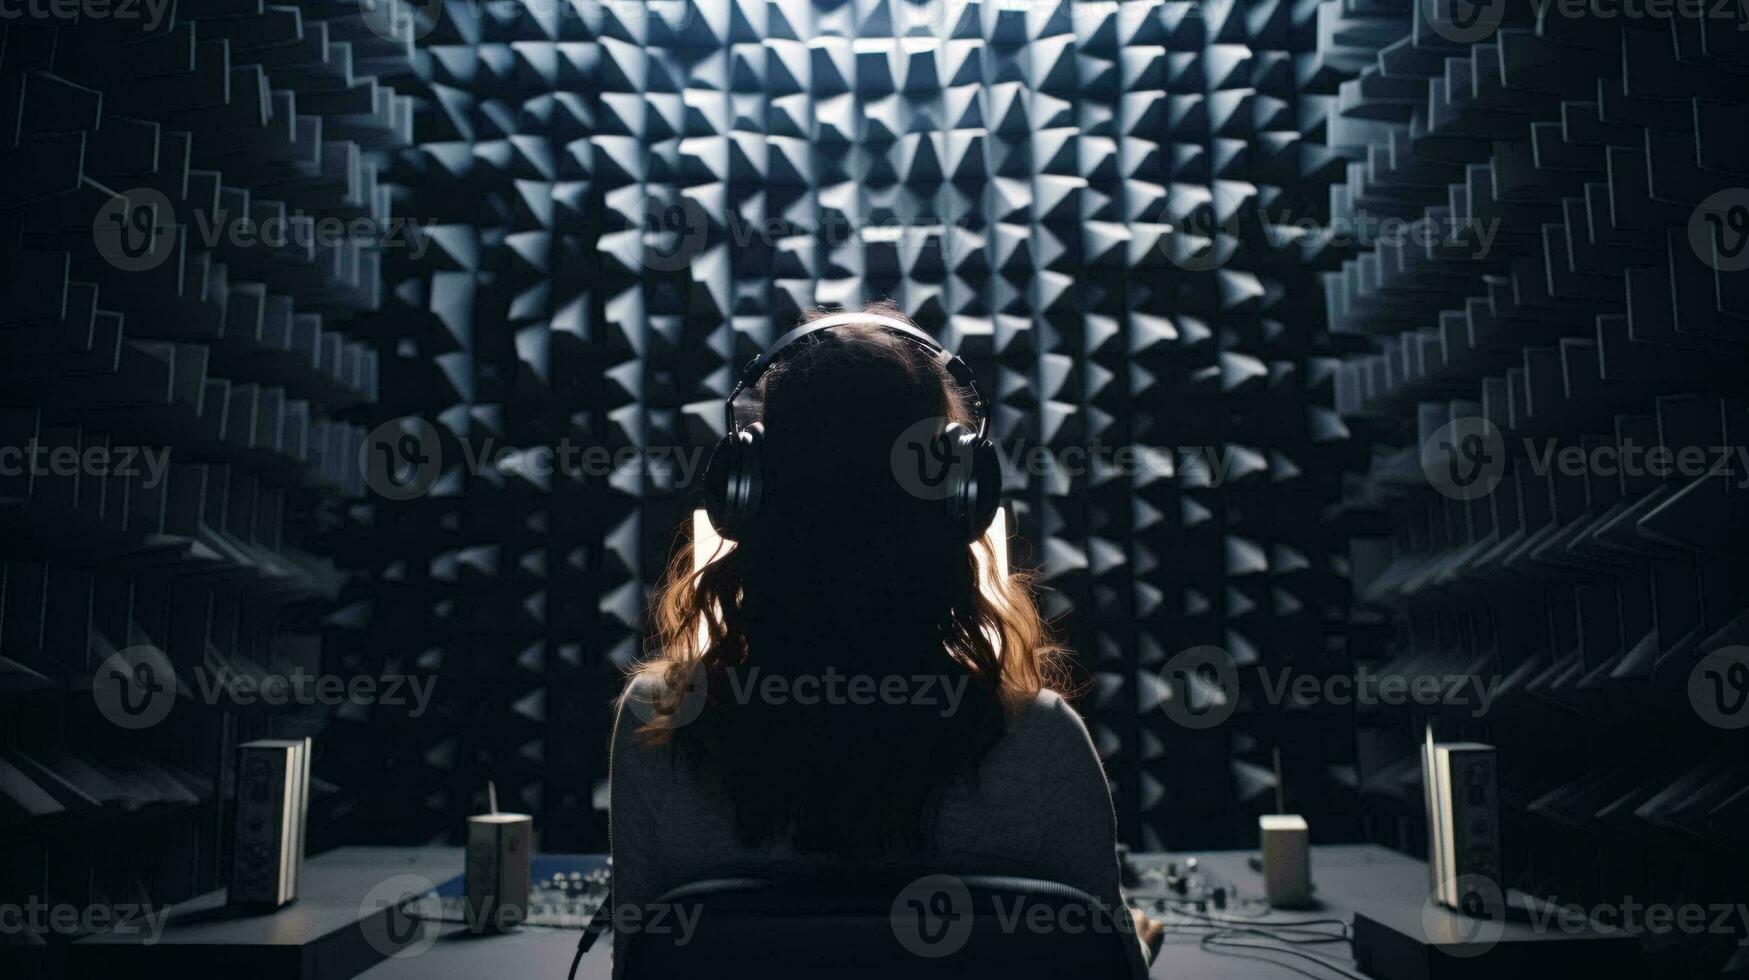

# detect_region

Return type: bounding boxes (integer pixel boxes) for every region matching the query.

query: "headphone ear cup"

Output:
[965,436,1001,544]
[704,423,764,540]
[939,423,1001,544]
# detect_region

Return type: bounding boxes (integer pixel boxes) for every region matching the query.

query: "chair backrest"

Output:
[622,872,1143,980]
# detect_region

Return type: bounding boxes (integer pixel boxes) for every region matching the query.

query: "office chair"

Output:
[622,871,1147,980]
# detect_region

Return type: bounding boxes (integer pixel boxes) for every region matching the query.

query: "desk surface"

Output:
[354,845,1409,980]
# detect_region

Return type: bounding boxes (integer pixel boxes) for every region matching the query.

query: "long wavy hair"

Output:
[626,302,1071,860]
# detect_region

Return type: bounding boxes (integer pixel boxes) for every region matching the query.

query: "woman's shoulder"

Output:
[1008,687,1083,729]
[999,688,1100,762]
[966,688,1112,821]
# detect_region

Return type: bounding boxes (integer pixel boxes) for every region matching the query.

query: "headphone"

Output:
[702,312,1001,545]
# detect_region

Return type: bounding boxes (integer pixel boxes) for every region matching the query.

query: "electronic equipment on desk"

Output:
[411,784,614,935]
[230,737,312,910]
[1118,848,1364,980]
[1120,850,1320,919]
[414,856,613,931]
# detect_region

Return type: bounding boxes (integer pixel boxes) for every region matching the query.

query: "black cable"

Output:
[1136,868,1363,980]
[1192,941,1353,980]
[1156,916,1346,942]
[569,891,616,980]
[1159,919,1364,980]
[1201,932,1373,980]
[1151,904,1351,940]
[567,934,587,980]
[1165,907,1349,932]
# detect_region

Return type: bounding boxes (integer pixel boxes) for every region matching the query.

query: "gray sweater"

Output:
[608,673,1139,972]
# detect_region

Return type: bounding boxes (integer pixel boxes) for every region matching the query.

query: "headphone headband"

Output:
[705,310,1001,544]
[724,312,988,438]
